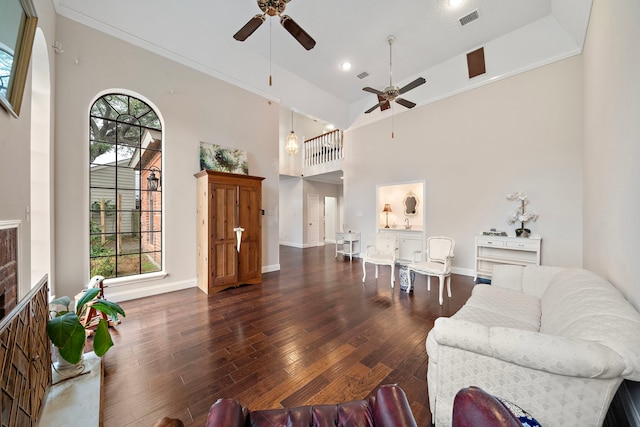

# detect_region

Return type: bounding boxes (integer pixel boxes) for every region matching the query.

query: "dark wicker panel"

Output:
[0,277,51,427]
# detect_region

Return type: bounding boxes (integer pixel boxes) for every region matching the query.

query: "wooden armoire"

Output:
[195,170,264,294]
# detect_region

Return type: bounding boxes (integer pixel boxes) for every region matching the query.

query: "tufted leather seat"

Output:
[205,384,417,427]
[452,386,523,427]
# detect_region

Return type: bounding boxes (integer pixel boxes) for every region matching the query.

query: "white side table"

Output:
[475,235,542,281]
[336,232,360,261]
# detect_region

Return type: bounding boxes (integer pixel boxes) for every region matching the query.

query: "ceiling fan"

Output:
[233,0,316,51]
[363,36,426,114]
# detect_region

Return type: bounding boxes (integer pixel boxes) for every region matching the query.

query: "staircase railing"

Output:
[304,129,343,168]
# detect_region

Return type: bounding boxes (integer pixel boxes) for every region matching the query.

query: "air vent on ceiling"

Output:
[357,71,369,80]
[459,9,479,26]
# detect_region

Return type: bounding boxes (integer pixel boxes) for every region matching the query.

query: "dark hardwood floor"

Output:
[102,245,475,426]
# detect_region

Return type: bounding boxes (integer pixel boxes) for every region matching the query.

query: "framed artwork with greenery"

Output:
[199,142,248,175]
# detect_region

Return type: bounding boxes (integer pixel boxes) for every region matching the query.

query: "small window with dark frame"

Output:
[89,93,162,279]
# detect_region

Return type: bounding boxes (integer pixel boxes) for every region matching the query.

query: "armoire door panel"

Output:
[213,185,237,241]
[213,241,237,285]
[238,184,262,281]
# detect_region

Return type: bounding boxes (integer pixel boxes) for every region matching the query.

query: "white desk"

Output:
[336,232,360,261]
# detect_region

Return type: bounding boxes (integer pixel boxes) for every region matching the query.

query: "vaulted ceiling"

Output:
[52,0,592,129]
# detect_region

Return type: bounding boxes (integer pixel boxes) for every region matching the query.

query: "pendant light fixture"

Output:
[285,110,299,156]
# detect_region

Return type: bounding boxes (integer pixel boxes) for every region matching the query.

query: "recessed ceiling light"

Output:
[448,0,464,8]
[341,62,352,71]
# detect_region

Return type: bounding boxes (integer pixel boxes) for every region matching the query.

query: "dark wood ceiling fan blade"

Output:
[395,98,416,109]
[280,15,316,50]
[233,14,266,41]
[365,101,387,114]
[363,87,384,96]
[377,95,391,111]
[398,77,426,94]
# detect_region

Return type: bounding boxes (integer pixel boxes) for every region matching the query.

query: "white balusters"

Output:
[302,130,343,167]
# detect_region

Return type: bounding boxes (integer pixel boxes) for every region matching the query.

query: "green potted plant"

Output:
[47,278,126,365]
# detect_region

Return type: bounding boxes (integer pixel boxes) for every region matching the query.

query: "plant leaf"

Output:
[75,288,101,314]
[46,312,86,364]
[49,296,72,310]
[92,318,114,357]
[91,300,126,319]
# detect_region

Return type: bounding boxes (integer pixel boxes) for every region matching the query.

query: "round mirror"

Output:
[403,192,419,216]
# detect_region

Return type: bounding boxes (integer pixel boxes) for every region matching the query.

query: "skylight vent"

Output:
[459,9,479,26]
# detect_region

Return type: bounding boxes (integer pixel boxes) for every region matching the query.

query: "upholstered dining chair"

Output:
[362,233,398,287]
[407,236,455,304]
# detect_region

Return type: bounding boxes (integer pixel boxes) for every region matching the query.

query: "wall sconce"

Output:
[382,204,392,228]
[147,167,161,191]
[285,110,299,156]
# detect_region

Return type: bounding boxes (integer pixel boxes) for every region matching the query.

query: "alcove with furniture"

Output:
[375,181,425,264]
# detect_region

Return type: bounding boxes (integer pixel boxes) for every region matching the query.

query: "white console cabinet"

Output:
[475,235,541,281]
[378,229,424,264]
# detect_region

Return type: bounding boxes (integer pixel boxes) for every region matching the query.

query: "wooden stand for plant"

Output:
[79,280,120,334]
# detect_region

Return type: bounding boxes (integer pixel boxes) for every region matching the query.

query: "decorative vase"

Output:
[515,228,531,238]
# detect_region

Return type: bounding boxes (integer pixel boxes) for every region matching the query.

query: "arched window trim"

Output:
[88,89,166,285]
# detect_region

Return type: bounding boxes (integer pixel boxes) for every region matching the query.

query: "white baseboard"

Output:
[279,241,326,249]
[280,241,304,248]
[262,264,280,273]
[452,267,475,277]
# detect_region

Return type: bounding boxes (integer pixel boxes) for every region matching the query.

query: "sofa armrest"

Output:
[433,318,626,379]
[206,398,247,427]
[370,384,418,427]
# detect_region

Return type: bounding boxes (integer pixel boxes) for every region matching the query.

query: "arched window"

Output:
[89,94,162,279]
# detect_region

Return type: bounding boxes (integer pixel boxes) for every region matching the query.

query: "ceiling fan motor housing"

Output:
[258,0,288,16]
[383,86,400,101]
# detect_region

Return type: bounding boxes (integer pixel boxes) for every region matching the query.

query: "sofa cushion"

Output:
[541,269,640,381]
[452,285,540,331]
[492,265,564,299]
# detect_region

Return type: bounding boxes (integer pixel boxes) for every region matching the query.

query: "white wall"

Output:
[278,105,327,177]
[278,177,303,247]
[278,177,342,248]
[0,0,56,299]
[344,56,584,274]
[302,180,342,246]
[583,0,640,310]
[54,17,280,300]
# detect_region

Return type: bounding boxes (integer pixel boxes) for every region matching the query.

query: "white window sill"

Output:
[103,271,168,288]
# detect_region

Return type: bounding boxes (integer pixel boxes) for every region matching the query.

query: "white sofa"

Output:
[426,265,640,427]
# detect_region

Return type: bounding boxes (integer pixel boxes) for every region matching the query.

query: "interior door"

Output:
[324,196,337,243]
[212,183,238,287]
[308,194,319,247]
[237,182,262,282]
